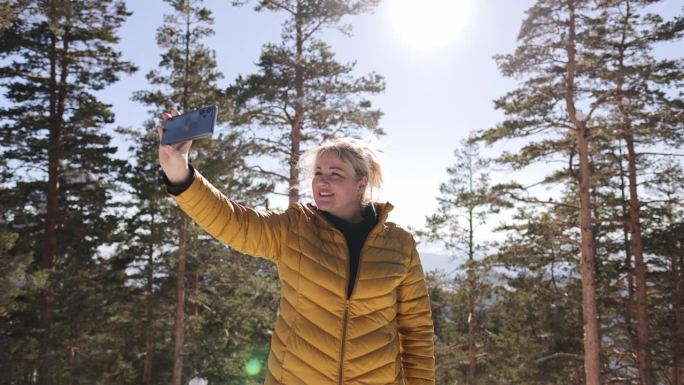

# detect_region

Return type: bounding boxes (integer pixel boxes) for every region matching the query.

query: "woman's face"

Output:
[312,153,367,223]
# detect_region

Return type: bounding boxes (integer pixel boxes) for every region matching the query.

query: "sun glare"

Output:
[387,0,471,51]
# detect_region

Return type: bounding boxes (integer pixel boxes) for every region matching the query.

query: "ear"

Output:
[357,175,368,192]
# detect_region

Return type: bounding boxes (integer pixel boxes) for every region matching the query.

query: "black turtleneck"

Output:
[323,205,378,299]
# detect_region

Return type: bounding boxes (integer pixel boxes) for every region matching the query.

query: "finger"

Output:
[170,109,181,117]
[161,112,172,121]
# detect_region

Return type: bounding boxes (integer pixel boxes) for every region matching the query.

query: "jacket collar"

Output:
[306,201,394,231]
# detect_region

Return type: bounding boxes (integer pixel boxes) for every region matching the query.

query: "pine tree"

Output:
[476,1,607,382]
[131,1,276,383]
[423,270,463,384]
[422,137,503,384]
[228,0,385,202]
[115,125,179,385]
[643,159,684,384]
[132,2,226,382]
[486,203,586,384]
[0,1,135,383]
[586,2,684,382]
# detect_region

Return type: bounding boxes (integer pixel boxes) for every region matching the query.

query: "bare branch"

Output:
[585,90,613,121]
[302,17,330,43]
[247,165,288,182]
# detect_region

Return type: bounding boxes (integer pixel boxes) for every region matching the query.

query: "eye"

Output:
[314,171,322,176]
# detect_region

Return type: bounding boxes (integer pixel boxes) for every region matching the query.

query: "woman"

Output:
[158,110,435,385]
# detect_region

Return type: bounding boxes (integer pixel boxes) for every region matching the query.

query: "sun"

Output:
[387,0,472,51]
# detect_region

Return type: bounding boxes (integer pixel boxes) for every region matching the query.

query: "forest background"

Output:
[1,0,683,384]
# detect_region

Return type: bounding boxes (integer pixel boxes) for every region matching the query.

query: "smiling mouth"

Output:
[319,192,334,197]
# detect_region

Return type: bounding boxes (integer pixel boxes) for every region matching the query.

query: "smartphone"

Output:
[161,106,218,145]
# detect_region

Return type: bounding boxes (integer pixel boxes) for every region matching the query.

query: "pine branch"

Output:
[533,352,584,363]
[262,0,295,15]
[499,191,579,210]
[638,152,684,158]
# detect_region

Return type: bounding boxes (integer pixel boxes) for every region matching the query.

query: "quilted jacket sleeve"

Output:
[397,239,435,385]
[168,169,288,261]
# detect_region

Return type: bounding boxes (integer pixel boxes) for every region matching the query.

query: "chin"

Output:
[314,200,333,211]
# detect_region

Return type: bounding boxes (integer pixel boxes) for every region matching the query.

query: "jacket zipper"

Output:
[338,300,349,385]
[318,209,385,385]
[337,226,384,385]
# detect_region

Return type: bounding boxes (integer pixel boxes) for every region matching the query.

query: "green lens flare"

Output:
[245,358,262,376]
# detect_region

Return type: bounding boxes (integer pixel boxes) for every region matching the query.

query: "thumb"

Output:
[177,140,193,154]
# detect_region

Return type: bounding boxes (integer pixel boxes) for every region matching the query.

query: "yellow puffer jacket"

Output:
[170,170,435,385]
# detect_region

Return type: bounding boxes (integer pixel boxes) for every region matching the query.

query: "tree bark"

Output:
[624,130,653,385]
[564,5,601,385]
[172,217,187,385]
[289,0,304,204]
[575,120,602,385]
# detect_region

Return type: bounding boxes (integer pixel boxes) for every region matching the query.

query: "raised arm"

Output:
[166,167,288,261]
[397,239,436,385]
[156,110,287,261]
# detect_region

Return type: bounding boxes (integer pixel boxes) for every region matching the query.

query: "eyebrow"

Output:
[315,166,346,172]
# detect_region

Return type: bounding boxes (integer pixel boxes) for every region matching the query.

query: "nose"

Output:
[316,173,330,183]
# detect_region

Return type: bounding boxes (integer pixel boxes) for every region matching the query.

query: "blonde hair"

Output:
[299,137,383,203]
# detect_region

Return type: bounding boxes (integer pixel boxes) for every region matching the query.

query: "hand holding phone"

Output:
[161,105,218,145]
[157,106,217,184]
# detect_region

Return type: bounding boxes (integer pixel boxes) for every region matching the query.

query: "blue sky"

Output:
[99,0,682,274]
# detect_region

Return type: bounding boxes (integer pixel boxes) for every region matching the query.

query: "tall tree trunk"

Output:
[172,217,187,385]
[143,330,153,385]
[39,5,70,382]
[612,3,653,382]
[467,269,477,383]
[38,29,58,385]
[672,251,683,385]
[289,0,304,204]
[575,120,602,385]
[564,5,601,385]
[143,221,155,385]
[617,141,636,343]
[612,3,653,380]
[624,129,652,385]
[172,6,192,384]
[467,172,477,383]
